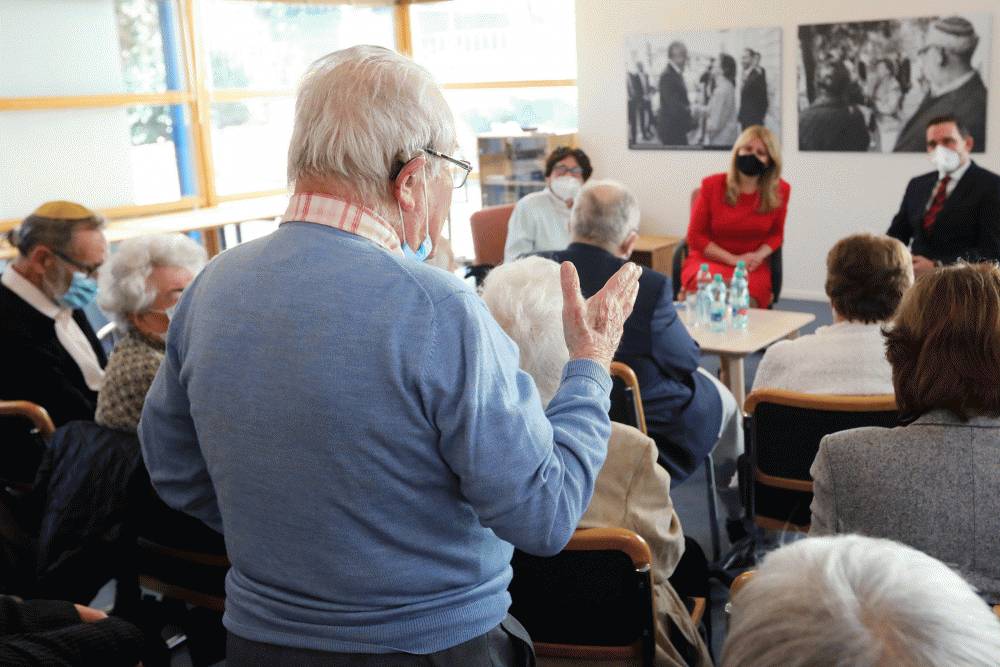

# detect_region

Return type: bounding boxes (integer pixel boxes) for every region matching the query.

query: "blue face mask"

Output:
[58,271,98,310]
[402,234,433,262]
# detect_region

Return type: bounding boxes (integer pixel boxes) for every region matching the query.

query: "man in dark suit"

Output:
[656,41,694,146]
[888,115,1000,277]
[894,16,987,152]
[537,180,744,522]
[738,49,768,130]
[627,64,644,146]
[1,202,108,482]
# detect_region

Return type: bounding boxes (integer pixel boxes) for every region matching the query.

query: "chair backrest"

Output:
[509,527,655,666]
[469,203,515,266]
[0,400,56,487]
[609,361,647,435]
[744,389,898,531]
[0,400,55,439]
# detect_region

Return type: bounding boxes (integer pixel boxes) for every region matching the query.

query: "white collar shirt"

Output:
[1,264,104,391]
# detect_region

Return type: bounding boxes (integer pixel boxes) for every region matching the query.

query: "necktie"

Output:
[922,175,951,233]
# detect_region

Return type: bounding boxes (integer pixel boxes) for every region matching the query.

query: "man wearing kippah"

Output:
[893,16,987,152]
[0,202,107,482]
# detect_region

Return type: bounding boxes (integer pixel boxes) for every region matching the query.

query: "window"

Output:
[1,0,577,265]
[0,0,396,226]
[0,0,195,220]
[201,1,396,199]
[409,0,578,260]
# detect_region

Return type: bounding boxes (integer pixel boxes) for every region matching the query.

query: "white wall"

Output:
[576,0,1000,300]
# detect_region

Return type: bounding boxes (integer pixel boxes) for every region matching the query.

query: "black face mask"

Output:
[736,153,768,176]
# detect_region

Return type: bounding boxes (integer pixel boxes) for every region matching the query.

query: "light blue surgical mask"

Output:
[397,162,434,263]
[58,272,98,310]
[402,234,433,262]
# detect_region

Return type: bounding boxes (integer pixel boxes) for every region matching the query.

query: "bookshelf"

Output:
[477,132,577,207]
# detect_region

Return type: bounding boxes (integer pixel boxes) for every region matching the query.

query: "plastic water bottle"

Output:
[695,263,713,326]
[730,270,750,331]
[709,274,727,332]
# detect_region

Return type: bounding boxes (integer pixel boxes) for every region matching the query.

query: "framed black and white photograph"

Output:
[797,14,991,152]
[624,27,782,151]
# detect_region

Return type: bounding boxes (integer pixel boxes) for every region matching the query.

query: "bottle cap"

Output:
[713,274,723,282]
[700,263,709,271]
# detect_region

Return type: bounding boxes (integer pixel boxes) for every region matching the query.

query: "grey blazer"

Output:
[810,410,1000,602]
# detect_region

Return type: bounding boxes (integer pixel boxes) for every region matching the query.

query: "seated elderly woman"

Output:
[481,256,711,667]
[752,233,912,394]
[722,535,1000,666]
[810,263,1000,602]
[95,234,206,433]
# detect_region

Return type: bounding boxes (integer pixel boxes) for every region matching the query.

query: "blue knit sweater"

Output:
[139,222,611,653]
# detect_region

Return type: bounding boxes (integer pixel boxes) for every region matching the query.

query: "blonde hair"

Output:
[725,125,783,213]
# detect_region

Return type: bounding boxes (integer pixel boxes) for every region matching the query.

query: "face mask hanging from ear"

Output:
[398,161,434,263]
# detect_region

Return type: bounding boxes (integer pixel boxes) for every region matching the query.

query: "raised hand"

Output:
[560,261,641,370]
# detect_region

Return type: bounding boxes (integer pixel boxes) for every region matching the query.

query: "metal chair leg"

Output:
[705,453,721,563]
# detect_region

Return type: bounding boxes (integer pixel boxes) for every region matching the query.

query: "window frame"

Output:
[0,0,577,233]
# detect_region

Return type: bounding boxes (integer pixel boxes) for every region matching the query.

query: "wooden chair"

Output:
[0,400,55,438]
[742,390,898,533]
[509,527,657,665]
[609,361,647,434]
[611,361,722,561]
[0,400,56,489]
[135,538,228,613]
[465,203,515,285]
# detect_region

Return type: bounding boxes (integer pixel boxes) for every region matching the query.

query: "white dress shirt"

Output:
[503,188,572,263]
[1,265,104,391]
[752,321,892,395]
[934,157,972,202]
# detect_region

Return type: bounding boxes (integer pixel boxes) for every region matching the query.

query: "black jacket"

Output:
[739,68,768,128]
[0,595,144,667]
[0,282,106,483]
[893,72,987,153]
[887,162,1000,264]
[537,244,722,481]
[657,65,693,146]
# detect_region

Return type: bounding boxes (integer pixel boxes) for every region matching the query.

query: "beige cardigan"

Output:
[577,423,712,667]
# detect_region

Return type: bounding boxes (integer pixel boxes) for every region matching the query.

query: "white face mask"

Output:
[930,145,962,175]
[550,175,582,202]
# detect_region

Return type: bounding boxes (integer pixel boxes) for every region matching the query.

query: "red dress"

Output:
[681,172,791,307]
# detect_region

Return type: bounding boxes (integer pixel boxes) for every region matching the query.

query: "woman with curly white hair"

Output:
[95,234,206,433]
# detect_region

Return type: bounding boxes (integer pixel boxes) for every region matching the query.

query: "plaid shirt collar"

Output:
[281,193,403,257]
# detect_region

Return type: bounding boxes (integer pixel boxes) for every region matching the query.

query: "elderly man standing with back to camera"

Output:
[139,45,640,666]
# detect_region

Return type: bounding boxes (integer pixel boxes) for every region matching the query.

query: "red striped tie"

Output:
[922,175,951,233]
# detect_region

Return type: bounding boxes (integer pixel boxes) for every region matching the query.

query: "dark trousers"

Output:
[226,614,535,667]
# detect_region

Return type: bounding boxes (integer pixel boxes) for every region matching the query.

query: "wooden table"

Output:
[681,308,816,407]
[0,195,288,261]
[632,234,681,275]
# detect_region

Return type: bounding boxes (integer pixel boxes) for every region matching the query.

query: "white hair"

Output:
[480,257,568,407]
[570,179,640,247]
[287,45,456,218]
[722,535,1000,667]
[97,234,207,332]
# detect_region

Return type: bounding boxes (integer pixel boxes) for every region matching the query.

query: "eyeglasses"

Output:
[551,165,584,177]
[51,249,101,278]
[423,147,472,189]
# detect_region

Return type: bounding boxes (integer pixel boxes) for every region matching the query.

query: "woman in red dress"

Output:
[681,125,790,307]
